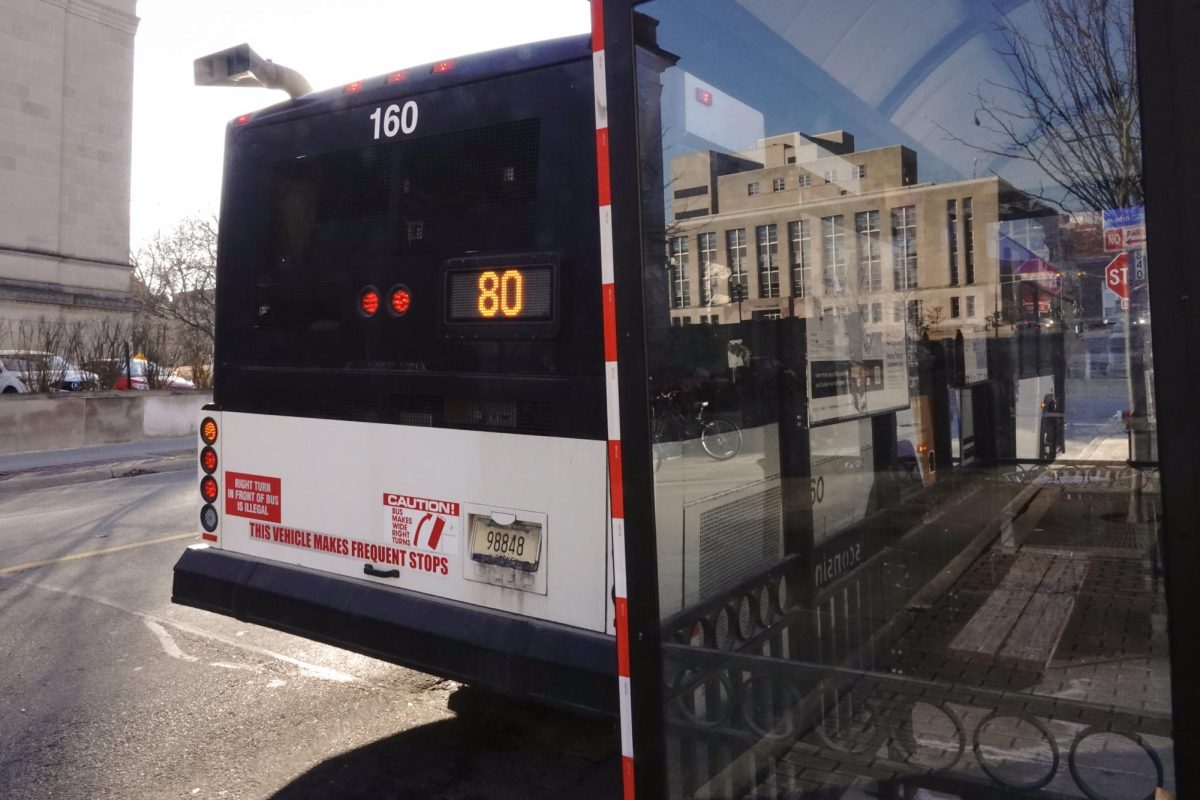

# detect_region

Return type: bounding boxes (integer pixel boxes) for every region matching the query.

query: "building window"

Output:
[963,197,975,285]
[891,205,918,290]
[950,296,961,318]
[854,164,867,179]
[747,182,760,196]
[681,317,693,325]
[726,228,747,291]
[894,301,905,323]
[823,168,836,183]
[756,224,780,298]
[753,310,782,321]
[671,317,683,327]
[966,295,976,317]
[788,220,812,298]
[698,232,717,305]
[821,215,846,294]
[668,235,690,308]
[798,174,811,188]
[948,199,960,286]
[908,299,924,332]
[855,210,882,293]
[872,302,883,323]
[772,177,786,192]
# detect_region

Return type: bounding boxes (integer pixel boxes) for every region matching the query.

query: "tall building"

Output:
[0,0,139,336]
[665,130,1059,334]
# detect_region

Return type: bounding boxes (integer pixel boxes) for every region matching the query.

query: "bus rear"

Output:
[172,34,616,715]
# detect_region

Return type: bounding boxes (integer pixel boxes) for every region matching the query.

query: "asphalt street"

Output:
[0,469,620,800]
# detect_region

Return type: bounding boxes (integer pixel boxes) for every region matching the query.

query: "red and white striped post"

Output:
[591,1,635,797]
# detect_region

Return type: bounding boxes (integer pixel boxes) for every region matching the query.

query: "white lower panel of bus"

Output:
[210,412,611,633]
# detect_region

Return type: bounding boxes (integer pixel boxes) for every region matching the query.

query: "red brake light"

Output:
[200,446,218,474]
[200,475,219,504]
[360,287,380,316]
[432,60,455,74]
[386,71,408,84]
[389,286,411,316]
[344,80,363,94]
[695,88,713,106]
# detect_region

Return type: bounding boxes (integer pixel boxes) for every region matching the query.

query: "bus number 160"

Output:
[368,101,418,140]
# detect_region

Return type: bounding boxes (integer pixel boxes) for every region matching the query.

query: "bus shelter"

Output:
[595,1,1200,797]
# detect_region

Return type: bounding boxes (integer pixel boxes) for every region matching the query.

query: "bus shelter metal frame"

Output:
[596,0,1200,796]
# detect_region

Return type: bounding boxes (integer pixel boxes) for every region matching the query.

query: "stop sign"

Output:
[1105,252,1129,299]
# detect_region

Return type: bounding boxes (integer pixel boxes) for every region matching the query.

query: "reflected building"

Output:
[665,130,1060,336]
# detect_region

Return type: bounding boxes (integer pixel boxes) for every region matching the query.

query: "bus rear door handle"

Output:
[363,564,400,579]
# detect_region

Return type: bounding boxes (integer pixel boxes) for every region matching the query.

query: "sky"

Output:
[129,0,591,250]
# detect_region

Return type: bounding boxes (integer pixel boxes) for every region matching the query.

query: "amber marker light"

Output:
[200,417,218,445]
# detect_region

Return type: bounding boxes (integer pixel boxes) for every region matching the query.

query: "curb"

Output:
[0,453,194,495]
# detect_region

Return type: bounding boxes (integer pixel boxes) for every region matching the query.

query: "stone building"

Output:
[0,0,139,340]
[665,130,1059,335]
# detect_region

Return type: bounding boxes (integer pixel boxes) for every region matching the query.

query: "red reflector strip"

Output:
[432,60,455,74]
[595,128,612,206]
[607,440,624,519]
[202,533,218,542]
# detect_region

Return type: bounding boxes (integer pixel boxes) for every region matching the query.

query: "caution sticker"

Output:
[382,493,460,555]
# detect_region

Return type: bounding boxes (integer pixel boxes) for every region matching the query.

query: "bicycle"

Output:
[651,391,742,467]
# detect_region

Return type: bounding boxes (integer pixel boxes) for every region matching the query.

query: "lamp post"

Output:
[729,282,747,323]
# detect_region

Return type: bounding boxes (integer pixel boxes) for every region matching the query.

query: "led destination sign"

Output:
[446,266,554,322]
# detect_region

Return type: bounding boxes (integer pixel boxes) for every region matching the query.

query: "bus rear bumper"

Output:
[172,545,617,717]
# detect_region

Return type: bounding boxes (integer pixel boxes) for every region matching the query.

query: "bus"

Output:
[172,34,619,716]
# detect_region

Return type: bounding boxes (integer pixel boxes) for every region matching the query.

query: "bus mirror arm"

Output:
[363,564,400,579]
[193,43,312,99]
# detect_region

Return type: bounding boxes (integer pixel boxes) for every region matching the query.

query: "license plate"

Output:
[469,516,542,571]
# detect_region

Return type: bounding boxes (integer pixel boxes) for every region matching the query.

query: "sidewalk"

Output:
[0,436,195,494]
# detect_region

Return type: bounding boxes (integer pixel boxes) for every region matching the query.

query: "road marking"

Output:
[145,618,199,662]
[0,532,196,574]
[0,568,368,686]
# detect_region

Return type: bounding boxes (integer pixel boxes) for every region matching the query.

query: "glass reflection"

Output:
[637,1,1168,797]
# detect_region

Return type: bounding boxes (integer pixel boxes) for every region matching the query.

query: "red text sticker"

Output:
[225,472,282,522]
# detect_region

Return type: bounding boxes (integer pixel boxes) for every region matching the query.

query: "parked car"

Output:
[0,358,28,394]
[0,350,98,391]
[102,358,196,391]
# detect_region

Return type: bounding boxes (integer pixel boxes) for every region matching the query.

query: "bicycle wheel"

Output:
[701,418,741,460]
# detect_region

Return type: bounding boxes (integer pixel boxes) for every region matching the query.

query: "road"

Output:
[0,470,619,800]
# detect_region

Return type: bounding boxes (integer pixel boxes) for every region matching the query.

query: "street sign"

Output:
[1106,252,1129,299]
[1102,206,1146,252]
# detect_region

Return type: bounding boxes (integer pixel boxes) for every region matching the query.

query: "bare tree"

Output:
[133,215,217,388]
[957,0,1139,212]
[133,215,217,349]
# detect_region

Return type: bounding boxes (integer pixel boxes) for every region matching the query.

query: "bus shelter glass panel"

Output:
[634,2,1171,797]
